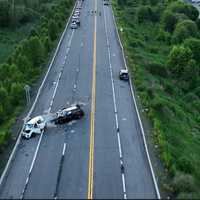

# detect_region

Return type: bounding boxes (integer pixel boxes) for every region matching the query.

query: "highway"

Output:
[0,0,160,198]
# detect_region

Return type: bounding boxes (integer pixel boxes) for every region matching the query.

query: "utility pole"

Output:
[9,0,15,28]
[24,85,31,106]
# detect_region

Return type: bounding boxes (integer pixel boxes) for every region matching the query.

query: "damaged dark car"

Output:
[54,104,84,124]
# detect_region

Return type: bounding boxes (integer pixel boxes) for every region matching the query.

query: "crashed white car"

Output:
[22,116,46,139]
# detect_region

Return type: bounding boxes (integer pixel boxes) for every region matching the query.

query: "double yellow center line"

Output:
[87,0,97,199]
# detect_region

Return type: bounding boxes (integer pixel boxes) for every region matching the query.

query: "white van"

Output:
[22,116,46,139]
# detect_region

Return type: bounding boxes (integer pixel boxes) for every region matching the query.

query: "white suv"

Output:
[22,116,46,139]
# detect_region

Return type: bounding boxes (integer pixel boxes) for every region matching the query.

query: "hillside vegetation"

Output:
[0,0,74,152]
[113,0,200,198]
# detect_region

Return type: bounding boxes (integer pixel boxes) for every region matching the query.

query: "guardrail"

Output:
[0,2,77,188]
[110,6,161,199]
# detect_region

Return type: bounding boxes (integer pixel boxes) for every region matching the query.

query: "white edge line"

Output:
[117,133,122,158]
[20,26,74,197]
[103,6,128,200]
[62,143,67,156]
[0,2,77,188]
[110,6,161,199]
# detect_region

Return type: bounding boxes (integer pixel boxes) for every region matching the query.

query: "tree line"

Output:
[0,0,74,150]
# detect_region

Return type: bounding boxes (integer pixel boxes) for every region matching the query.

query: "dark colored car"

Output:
[70,22,78,29]
[72,18,80,26]
[104,0,109,5]
[119,69,129,81]
[54,104,84,124]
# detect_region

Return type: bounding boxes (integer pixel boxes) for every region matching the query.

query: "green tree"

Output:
[184,38,200,62]
[0,85,9,123]
[0,64,10,82]
[167,45,199,89]
[168,1,199,21]
[117,0,126,6]
[15,54,32,74]
[172,20,198,44]
[167,45,193,78]
[0,86,8,105]
[0,104,5,124]
[10,82,24,105]
[43,36,51,54]
[9,64,24,82]
[48,19,58,41]
[137,6,152,23]
[23,36,44,66]
[0,0,10,27]
[149,0,159,6]
[161,11,178,32]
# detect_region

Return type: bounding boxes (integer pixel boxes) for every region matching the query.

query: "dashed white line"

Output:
[110,3,161,199]
[20,23,75,200]
[103,5,127,199]
[117,133,122,158]
[29,131,44,174]
[122,173,126,193]
[62,143,67,156]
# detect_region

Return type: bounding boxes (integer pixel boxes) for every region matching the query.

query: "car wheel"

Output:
[26,135,31,139]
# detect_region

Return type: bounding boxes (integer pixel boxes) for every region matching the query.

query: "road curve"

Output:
[0,0,159,198]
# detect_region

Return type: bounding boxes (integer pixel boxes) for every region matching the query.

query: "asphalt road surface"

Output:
[0,0,159,198]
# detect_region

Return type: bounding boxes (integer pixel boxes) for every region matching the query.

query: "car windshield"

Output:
[24,124,34,129]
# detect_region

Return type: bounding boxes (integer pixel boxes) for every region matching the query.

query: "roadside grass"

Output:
[112,0,200,198]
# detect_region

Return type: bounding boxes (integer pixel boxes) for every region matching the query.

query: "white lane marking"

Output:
[20,131,44,199]
[0,3,77,190]
[103,6,127,199]
[115,113,119,130]
[25,178,29,185]
[47,30,75,113]
[62,143,67,156]
[29,131,44,174]
[122,173,126,193]
[20,23,75,199]
[110,4,161,199]
[117,133,122,158]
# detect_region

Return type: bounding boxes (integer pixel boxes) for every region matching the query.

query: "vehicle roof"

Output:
[120,69,128,73]
[64,105,78,112]
[26,116,44,124]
